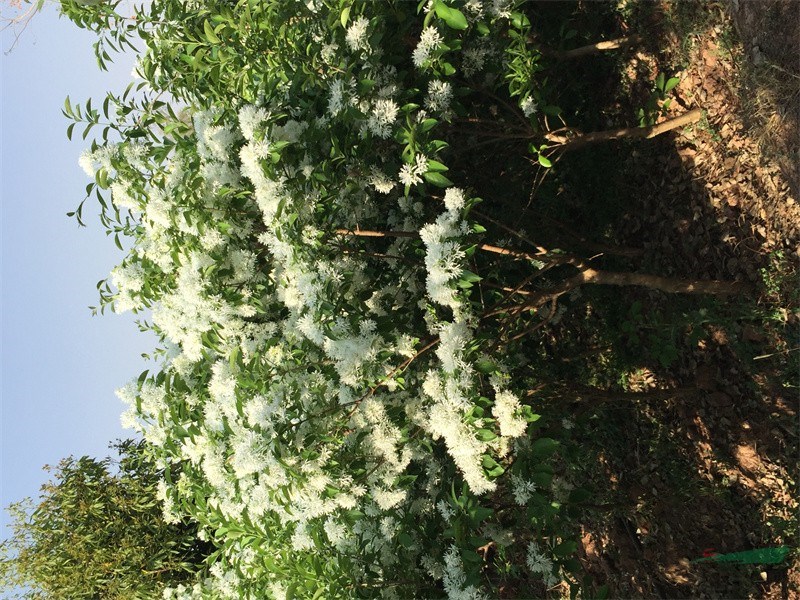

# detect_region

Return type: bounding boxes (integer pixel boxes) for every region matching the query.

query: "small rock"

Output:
[751,45,766,66]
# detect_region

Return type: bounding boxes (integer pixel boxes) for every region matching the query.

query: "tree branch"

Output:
[545,109,703,149]
[334,228,551,262]
[543,35,642,60]
[514,267,749,313]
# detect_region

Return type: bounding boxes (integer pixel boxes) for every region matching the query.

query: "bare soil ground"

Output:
[536,1,798,598]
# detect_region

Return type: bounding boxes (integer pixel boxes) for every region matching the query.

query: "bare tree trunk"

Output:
[542,35,643,60]
[334,229,749,303]
[578,267,747,294]
[546,109,703,149]
[516,267,749,313]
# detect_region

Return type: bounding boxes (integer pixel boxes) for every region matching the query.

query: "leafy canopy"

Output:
[0,440,212,599]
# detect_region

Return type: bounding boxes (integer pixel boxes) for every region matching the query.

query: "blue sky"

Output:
[1,5,155,538]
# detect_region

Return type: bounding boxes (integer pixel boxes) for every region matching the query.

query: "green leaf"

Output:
[530,470,552,488]
[563,557,583,574]
[462,548,482,563]
[510,12,530,29]
[568,488,592,504]
[481,455,505,478]
[203,20,220,44]
[96,168,109,189]
[468,406,485,419]
[286,583,298,600]
[460,270,481,283]
[441,62,456,76]
[530,437,558,458]
[423,171,454,187]
[420,118,438,132]
[655,72,665,92]
[664,77,680,93]
[434,0,468,30]
[520,405,540,423]
[692,546,790,565]
[340,5,351,28]
[427,159,448,172]
[476,428,497,442]
[538,154,552,168]
[471,506,493,522]
[554,540,578,557]
[475,359,495,374]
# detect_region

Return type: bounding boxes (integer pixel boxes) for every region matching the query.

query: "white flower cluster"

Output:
[111,180,139,212]
[520,95,538,117]
[78,144,117,178]
[422,342,494,495]
[193,110,240,189]
[110,262,145,313]
[419,188,468,312]
[369,167,396,194]
[162,562,245,600]
[526,542,559,588]
[443,545,487,600]
[417,188,505,494]
[488,0,513,19]
[399,153,429,187]
[426,80,453,114]
[491,389,527,438]
[345,15,370,52]
[413,26,443,68]
[367,98,399,139]
[152,254,236,362]
[461,37,497,78]
[327,78,354,118]
[510,472,537,505]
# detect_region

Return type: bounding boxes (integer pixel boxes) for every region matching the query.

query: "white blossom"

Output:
[426,80,453,113]
[492,390,527,438]
[345,16,370,52]
[437,499,455,522]
[367,99,399,139]
[369,167,396,194]
[239,105,269,141]
[443,187,465,212]
[510,473,537,505]
[327,79,351,117]
[443,545,487,600]
[526,541,554,577]
[413,26,443,68]
[520,95,538,117]
[398,153,429,187]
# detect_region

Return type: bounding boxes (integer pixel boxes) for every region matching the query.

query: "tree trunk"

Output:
[516,266,750,312]
[543,35,643,60]
[546,109,704,149]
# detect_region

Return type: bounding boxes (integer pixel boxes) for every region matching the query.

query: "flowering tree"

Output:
[54,0,744,597]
